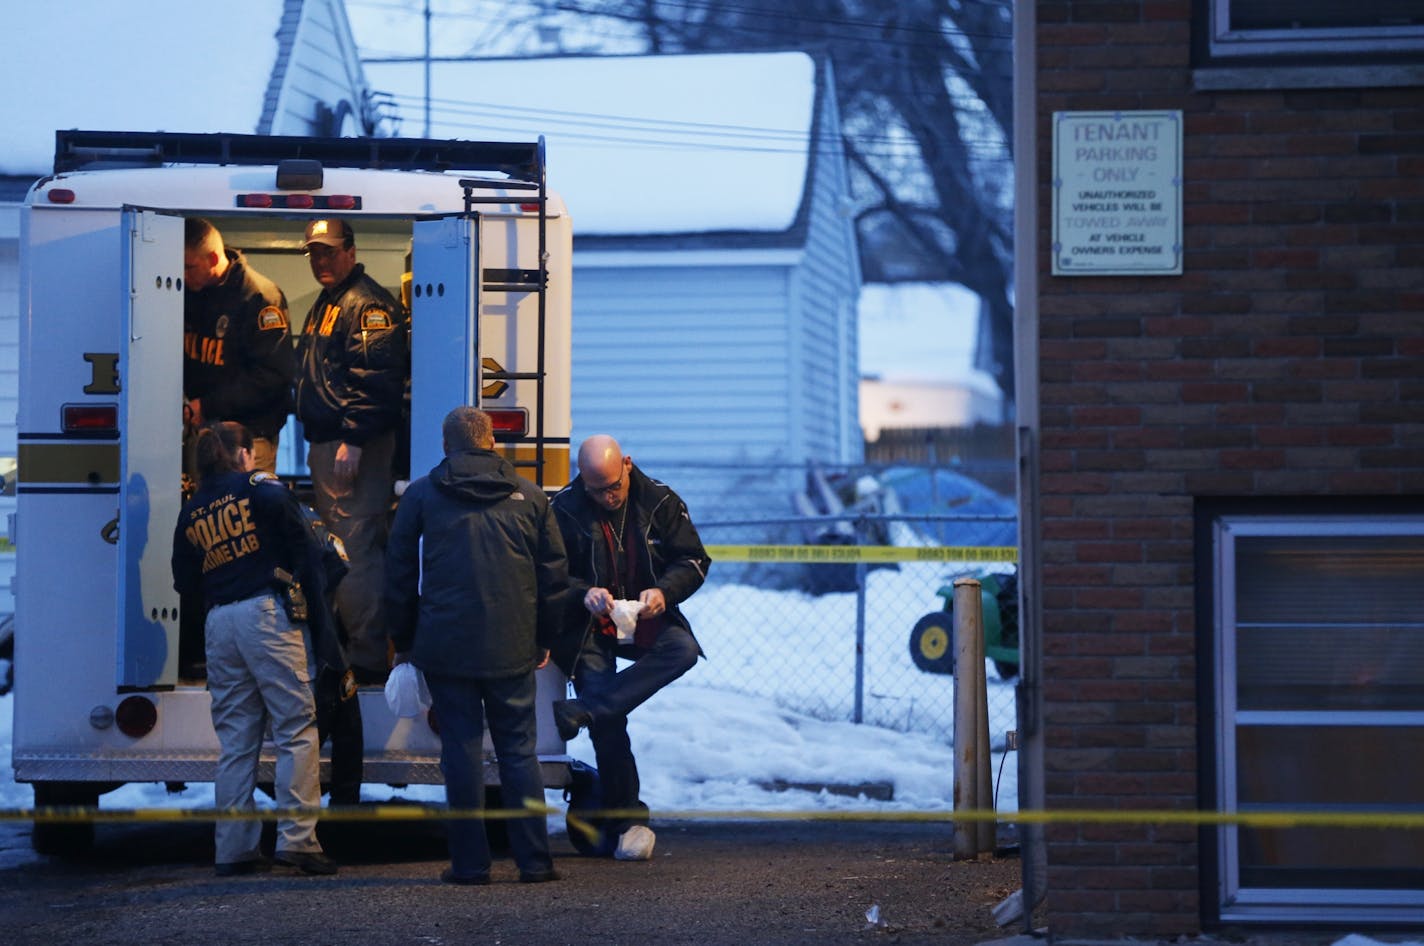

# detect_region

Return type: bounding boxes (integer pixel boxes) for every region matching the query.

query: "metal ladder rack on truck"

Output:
[13,130,579,853]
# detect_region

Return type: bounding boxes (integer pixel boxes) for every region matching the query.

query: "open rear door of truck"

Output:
[116,209,184,689]
[408,215,479,477]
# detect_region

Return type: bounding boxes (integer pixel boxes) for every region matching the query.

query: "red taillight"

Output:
[62,404,118,433]
[486,409,528,436]
[519,202,540,213]
[47,188,76,204]
[234,194,361,210]
[115,695,158,738]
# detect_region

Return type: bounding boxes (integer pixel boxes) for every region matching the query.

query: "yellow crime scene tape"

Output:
[7,804,1424,831]
[703,545,1018,563]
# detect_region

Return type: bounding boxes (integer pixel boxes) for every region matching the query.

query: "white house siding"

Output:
[791,59,862,466]
[267,0,372,135]
[566,56,860,530]
[569,261,797,521]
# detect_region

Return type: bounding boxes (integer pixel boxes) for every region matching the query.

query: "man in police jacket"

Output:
[295,219,408,685]
[182,218,294,474]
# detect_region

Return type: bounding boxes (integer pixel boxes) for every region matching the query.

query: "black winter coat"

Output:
[385,449,570,680]
[548,464,711,676]
[295,264,408,446]
[182,250,295,440]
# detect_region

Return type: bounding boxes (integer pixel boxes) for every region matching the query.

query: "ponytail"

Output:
[194,421,253,480]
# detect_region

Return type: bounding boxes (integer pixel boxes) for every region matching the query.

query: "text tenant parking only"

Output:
[1052,111,1183,276]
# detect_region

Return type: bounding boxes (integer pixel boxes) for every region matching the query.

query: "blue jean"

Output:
[573,622,699,838]
[425,671,553,878]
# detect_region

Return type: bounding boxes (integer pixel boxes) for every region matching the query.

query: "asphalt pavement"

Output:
[1,814,1026,945]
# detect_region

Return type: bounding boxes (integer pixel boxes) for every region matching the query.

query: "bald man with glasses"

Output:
[548,434,711,861]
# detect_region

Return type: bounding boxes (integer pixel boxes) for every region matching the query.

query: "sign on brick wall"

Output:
[1052,110,1183,276]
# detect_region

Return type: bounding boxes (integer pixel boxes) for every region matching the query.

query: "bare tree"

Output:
[533,0,1016,403]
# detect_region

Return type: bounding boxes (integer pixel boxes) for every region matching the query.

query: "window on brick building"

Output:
[1195,1,1424,89]
[1204,510,1424,924]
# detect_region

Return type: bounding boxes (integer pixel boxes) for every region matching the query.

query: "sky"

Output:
[859,282,1000,388]
[0,0,281,176]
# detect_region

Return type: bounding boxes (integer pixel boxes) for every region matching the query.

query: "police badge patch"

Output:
[360,308,392,331]
[257,305,288,331]
[214,315,229,338]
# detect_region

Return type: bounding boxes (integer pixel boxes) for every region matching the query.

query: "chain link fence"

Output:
[632,460,1021,753]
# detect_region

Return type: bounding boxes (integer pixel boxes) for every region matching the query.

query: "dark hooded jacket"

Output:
[548,463,711,676]
[384,448,570,680]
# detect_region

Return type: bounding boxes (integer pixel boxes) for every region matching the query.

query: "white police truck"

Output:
[13,131,577,852]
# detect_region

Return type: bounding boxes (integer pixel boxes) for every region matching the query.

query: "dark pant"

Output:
[425,671,553,878]
[574,623,700,838]
[318,691,363,805]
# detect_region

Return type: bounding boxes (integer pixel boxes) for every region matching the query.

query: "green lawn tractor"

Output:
[909,570,1020,681]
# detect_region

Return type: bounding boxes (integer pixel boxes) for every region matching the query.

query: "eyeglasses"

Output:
[584,468,625,498]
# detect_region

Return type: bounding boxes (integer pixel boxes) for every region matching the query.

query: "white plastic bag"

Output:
[609,599,645,640]
[384,661,431,717]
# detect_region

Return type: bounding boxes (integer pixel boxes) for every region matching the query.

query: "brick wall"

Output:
[1034,0,1424,936]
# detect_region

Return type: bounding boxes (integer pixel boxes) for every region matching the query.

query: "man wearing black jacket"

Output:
[296,219,408,685]
[179,218,297,678]
[183,218,295,475]
[549,434,711,861]
[385,407,569,885]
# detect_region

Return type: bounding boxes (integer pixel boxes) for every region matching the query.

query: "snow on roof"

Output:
[1,1,284,176]
[362,52,816,236]
[859,282,990,385]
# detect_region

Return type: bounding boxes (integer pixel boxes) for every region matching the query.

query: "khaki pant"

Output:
[206,594,324,864]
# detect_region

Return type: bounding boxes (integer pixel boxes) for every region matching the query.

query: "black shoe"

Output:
[552,699,592,741]
[441,868,491,886]
[215,857,270,877]
[519,869,561,884]
[275,850,339,875]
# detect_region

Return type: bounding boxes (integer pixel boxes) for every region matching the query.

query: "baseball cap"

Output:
[303,219,353,249]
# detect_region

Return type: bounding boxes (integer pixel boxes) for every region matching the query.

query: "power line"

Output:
[376,90,1012,161]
